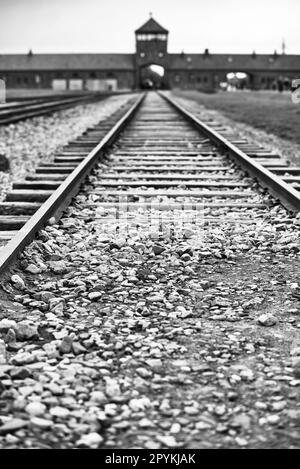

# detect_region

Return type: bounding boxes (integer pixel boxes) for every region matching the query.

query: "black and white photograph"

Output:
[0,0,300,453]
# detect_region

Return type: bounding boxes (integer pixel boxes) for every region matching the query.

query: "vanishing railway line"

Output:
[0,93,108,125]
[0,91,299,274]
[0,91,300,449]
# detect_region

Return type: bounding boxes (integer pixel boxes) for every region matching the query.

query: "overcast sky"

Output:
[0,0,299,55]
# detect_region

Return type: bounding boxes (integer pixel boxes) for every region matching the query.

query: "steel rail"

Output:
[0,94,107,125]
[0,93,145,274]
[0,93,94,109]
[160,92,300,212]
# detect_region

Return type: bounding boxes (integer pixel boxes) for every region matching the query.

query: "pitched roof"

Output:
[0,53,135,71]
[135,17,168,34]
[169,53,300,71]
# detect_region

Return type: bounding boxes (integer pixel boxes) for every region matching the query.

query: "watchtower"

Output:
[135,16,169,88]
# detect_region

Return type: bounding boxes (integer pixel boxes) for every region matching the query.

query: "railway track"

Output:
[0,91,300,449]
[0,91,299,275]
[0,93,108,125]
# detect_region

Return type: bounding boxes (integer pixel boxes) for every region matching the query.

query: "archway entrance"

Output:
[139,64,165,89]
[225,72,251,90]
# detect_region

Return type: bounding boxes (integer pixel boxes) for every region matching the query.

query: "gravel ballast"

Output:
[170,92,300,167]
[0,191,299,448]
[0,94,300,449]
[0,94,135,201]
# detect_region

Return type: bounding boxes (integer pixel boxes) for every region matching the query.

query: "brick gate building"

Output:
[1,16,300,91]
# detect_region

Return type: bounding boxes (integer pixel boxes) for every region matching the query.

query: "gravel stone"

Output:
[48,261,68,274]
[0,419,28,434]
[59,336,73,354]
[10,275,25,290]
[152,245,165,255]
[257,313,277,327]
[4,328,17,344]
[9,367,32,380]
[76,432,103,448]
[105,379,121,398]
[14,321,39,340]
[30,417,53,429]
[0,339,7,364]
[0,319,17,331]
[90,391,107,404]
[88,292,102,301]
[49,407,70,418]
[25,402,47,417]
[25,264,42,274]
[156,435,179,448]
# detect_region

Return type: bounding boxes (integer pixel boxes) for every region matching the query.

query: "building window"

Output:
[90,72,96,78]
[35,74,41,84]
[197,76,202,83]
[137,33,166,41]
[203,76,208,83]
[175,75,180,83]
[261,77,265,83]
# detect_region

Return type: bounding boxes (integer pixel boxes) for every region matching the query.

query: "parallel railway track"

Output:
[0,93,108,125]
[0,91,299,276]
